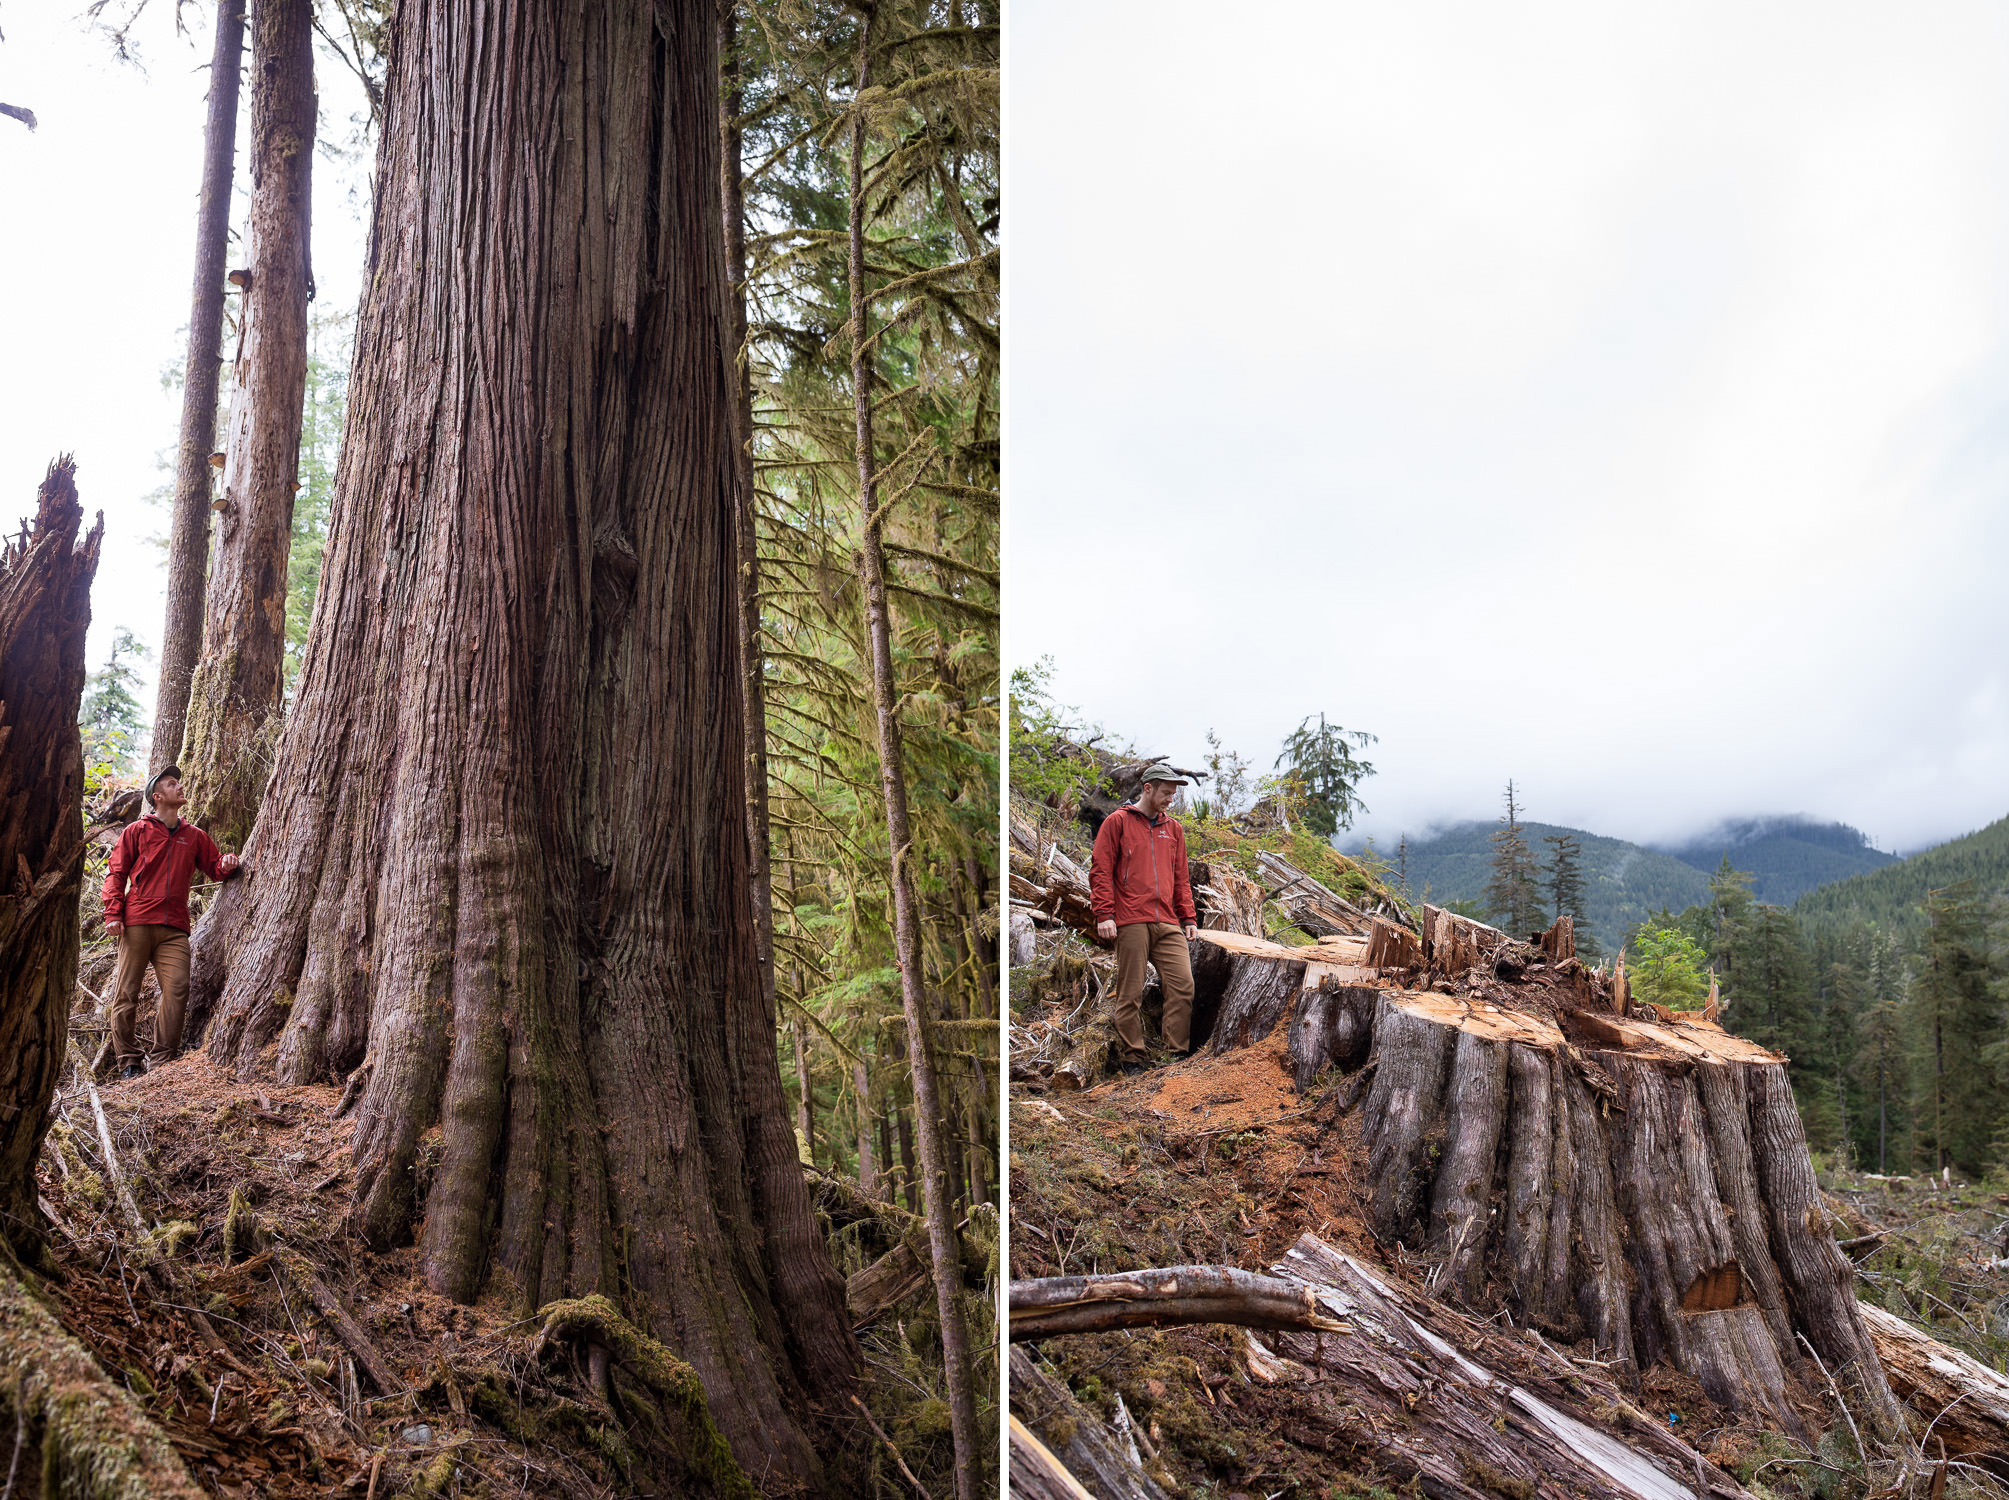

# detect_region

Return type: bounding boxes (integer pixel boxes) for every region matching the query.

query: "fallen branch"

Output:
[1009,1265,1350,1340]
[274,1249,398,1396]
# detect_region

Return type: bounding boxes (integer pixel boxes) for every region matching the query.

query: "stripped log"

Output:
[1271,1235,1760,1500]
[1860,1301,2009,1469]
[1013,1237,1762,1500]
[1253,849,1372,937]
[1009,1266,1349,1340]
[1211,964,1903,1435]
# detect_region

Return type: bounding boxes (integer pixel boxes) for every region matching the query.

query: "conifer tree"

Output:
[1274,712,1375,838]
[79,627,151,781]
[1484,780,1544,935]
[1912,883,1999,1175]
[1541,831,1598,958]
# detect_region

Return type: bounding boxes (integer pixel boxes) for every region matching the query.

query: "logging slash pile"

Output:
[1007,763,2009,1500]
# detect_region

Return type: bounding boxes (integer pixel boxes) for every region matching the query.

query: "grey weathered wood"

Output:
[1285,978,1377,1088]
[1010,1265,1348,1340]
[1010,1349,1172,1500]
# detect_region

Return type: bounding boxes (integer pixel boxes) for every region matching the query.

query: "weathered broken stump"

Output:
[1195,928,1903,1437]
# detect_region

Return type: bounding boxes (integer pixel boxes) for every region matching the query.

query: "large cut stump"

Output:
[1197,930,1903,1436]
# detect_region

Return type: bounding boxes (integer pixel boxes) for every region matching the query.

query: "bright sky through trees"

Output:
[0,5,371,717]
[1006,0,2009,853]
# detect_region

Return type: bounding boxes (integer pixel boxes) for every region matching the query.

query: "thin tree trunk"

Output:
[718,2,776,1017]
[854,1055,878,1196]
[186,2,856,1480]
[181,0,312,847]
[847,16,982,1497]
[0,459,101,1257]
[793,1014,814,1157]
[153,0,245,776]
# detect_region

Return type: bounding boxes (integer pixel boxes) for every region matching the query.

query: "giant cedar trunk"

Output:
[0,459,100,1256]
[152,0,245,776]
[187,1,856,1481]
[182,0,314,846]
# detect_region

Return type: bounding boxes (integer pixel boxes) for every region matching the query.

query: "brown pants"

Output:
[1112,922,1193,1056]
[111,924,191,1069]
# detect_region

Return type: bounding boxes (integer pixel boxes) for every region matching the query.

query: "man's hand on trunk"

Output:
[219,854,241,877]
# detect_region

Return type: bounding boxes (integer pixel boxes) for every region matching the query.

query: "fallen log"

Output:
[0,1247,206,1498]
[1202,945,1903,1437]
[1010,1348,1171,1500]
[1252,849,1372,937]
[1270,1235,1760,1500]
[1859,1300,2009,1467]
[1012,1236,1760,1500]
[1009,1265,1350,1340]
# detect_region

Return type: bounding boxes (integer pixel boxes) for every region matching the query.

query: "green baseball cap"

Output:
[1140,763,1189,785]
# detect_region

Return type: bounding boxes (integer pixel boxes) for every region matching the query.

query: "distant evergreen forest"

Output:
[1373,814,1896,949]
[1371,809,2009,1178]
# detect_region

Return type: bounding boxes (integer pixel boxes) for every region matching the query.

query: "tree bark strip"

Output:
[0,459,101,1258]
[846,14,982,1498]
[153,0,245,776]
[182,0,315,848]
[187,3,856,1482]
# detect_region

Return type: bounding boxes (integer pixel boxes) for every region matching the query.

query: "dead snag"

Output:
[0,458,101,1259]
[1008,1266,1349,1340]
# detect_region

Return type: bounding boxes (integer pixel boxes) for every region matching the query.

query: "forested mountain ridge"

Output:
[1792,812,2009,944]
[1656,815,1897,903]
[1363,819,1713,950]
[1367,812,1903,952]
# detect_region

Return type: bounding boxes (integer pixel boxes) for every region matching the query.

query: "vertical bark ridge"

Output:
[192,0,857,1482]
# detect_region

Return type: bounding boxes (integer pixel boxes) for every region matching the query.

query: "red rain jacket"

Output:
[1089,804,1197,929]
[101,815,232,932]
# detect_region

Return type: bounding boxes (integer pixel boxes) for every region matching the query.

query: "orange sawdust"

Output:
[1143,1027,1298,1131]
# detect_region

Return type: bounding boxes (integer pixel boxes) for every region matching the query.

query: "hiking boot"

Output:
[116,1063,144,1083]
[1117,1054,1150,1078]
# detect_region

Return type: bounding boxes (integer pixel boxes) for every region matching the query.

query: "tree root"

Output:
[532,1294,757,1500]
[0,1247,203,1498]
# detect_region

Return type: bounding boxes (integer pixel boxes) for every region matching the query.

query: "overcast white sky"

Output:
[1005,1,2009,855]
[0,2,369,715]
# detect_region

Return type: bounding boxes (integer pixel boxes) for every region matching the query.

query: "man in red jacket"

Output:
[1090,763,1198,1075]
[101,764,242,1079]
